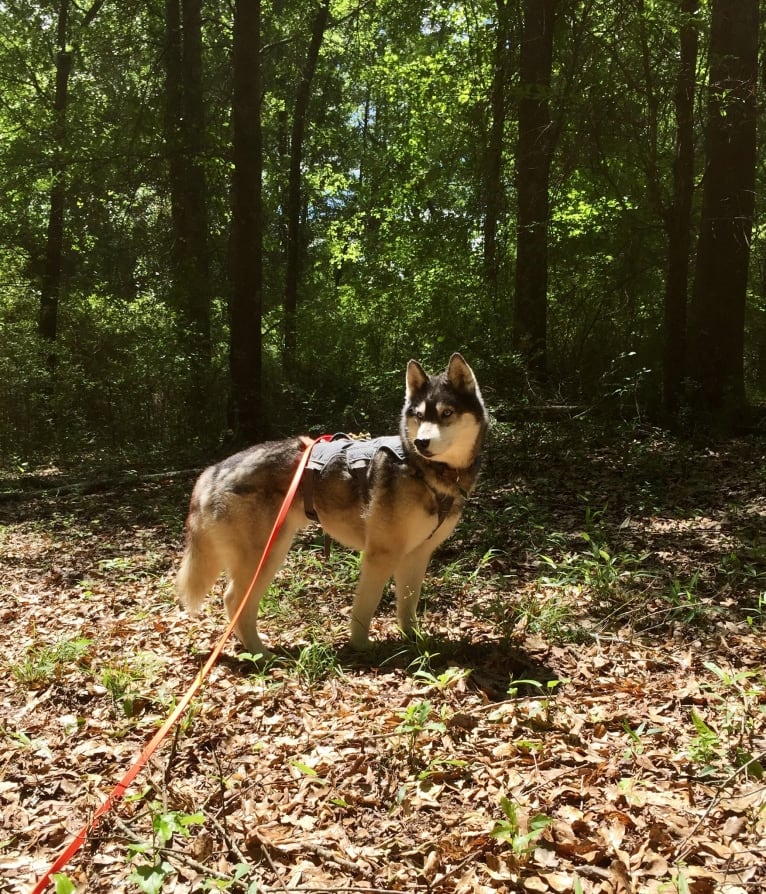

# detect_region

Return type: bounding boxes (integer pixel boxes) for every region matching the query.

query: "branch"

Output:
[71,0,106,29]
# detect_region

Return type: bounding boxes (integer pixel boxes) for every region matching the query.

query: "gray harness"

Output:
[302,434,405,523]
[301,433,455,539]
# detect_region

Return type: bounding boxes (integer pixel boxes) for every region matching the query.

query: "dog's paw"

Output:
[349,628,372,651]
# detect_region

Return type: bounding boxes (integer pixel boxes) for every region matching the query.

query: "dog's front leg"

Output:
[393,543,435,638]
[350,550,396,649]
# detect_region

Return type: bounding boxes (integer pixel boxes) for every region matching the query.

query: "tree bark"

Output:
[483,0,513,316]
[229,0,264,442]
[38,0,72,351]
[662,0,698,417]
[164,0,211,378]
[687,0,758,422]
[38,0,104,378]
[283,0,331,377]
[513,0,556,384]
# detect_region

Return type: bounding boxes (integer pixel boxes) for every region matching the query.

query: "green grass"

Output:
[289,639,343,686]
[12,637,93,688]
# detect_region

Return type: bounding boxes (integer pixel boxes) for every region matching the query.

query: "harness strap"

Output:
[301,435,472,547]
[302,467,319,522]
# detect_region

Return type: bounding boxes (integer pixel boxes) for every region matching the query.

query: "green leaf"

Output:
[690,709,717,741]
[53,875,76,894]
[129,861,173,894]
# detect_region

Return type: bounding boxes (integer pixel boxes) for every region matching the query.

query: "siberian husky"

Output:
[176,353,488,657]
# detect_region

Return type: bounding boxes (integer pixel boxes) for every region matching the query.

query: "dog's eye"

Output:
[415,410,424,420]
[442,408,454,418]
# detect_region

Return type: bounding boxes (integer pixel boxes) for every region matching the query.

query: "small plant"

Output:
[404,633,470,690]
[396,700,447,769]
[620,720,664,761]
[662,573,708,624]
[686,710,721,775]
[491,796,551,858]
[744,592,766,627]
[101,666,141,716]
[199,864,257,892]
[507,676,566,726]
[12,637,92,688]
[100,653,164,717]
[238,649,272,668]
[538,502,651,605]
[53,875,76,894]
[291,640,342,685]
[508,675,564,699]
[413,663,471,691]
[579,531,649,596]
[127,801,205,893]
[476,588,582,643]
[439,548,502,587]
[691,661,766,779]
[289,757,328,785]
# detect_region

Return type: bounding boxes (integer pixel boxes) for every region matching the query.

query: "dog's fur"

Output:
[176,353,488,657]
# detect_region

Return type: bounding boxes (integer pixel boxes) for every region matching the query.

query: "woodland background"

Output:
[2,3,766,892]
[0,0,764,466]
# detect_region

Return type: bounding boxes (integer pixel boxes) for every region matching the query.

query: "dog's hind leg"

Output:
[176,529,222,616]
[393,542,435,638]
[223,524,298,659]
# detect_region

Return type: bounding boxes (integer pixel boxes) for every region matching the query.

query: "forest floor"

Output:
[1,419,765,894]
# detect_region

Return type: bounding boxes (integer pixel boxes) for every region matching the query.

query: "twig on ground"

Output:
[672,752,766,863]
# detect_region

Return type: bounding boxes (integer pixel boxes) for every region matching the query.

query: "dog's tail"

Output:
[175,521,221,616]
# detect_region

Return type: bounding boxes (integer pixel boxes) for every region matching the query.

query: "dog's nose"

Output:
[414,438,430,452]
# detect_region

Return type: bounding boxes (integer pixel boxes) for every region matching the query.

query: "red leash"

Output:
[31,435,329,893]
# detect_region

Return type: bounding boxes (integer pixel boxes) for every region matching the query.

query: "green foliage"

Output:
[491,796,552,857]
[100,653,164,718]
[127,800,205,893]
[53,875,76,894]
[12,637,92,689]
[681,661,766,780]
[0,0,764,464]
[290,640,343,686]
[396,699,447,770]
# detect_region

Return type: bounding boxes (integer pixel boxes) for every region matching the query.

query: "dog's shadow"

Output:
[220,636,556,702]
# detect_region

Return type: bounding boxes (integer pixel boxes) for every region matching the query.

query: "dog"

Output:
[176,353,488,658]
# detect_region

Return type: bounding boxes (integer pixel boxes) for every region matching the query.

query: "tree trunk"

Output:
[513,0,556,384]
[283,0,331,377]
[38,0,72,353]
[662,0,699,417]
[229,0,264,442]
[164,0,211,380]
[687,0,758,423]
[37,0,104,377]
[483,0,512,316]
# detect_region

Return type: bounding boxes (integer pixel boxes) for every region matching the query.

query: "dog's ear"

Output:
[447,353,477,393]
[406,359,429,398]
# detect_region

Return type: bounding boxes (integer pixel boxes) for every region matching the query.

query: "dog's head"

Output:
[402,353,487,469]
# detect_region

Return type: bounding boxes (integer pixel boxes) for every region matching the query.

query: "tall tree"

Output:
[483,0,513,315]
[229,0,264,441]
[38,0,105,356]
[687,0,758,421]
[662,0,699,417]
[164,0,211,379]
[283,0,331,377]
[38,0,70,353]
[513,0,556,383]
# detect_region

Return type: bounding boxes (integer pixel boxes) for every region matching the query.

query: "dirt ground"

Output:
[1,421,765,893]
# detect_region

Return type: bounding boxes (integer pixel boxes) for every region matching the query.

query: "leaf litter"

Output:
[1,422,765,892]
